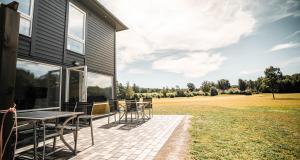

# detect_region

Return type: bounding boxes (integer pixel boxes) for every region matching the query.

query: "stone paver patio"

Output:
[45,115,185,160]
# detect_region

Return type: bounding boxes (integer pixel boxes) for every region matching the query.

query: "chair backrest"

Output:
[62,102,77,112]
[108,99,119,112]
[75,102,94,115]
[125,100,137,111]
[143,98,152,108]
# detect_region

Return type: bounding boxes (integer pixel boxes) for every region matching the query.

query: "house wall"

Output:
[16,0,117,101]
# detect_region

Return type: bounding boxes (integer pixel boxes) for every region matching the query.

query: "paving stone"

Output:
[47,115,186,160]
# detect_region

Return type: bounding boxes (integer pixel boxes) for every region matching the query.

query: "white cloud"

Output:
[269,42,300,52]
[99,0,299,77]
[241,69,262,75]
[100,0,256,73]
[279,56,300,68]
[152,52,226,78]
[128,68,148,75]
[285,30,300,40]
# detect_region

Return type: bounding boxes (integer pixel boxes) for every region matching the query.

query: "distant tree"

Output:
[201,81,213,93]
[161,87,168,98]
[132,83,140,93]
[187,82,196,91]
[264,66,283,99]
[247,80,255,91]
[217,79,231,91]
[210,87,218,96]
[125,82,134,99]
[238,79,247,91]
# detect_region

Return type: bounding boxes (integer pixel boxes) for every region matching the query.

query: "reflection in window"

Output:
[87,72,113,103]
[15,59,61,110]
[0,0,34,36]
[67,2,86,54]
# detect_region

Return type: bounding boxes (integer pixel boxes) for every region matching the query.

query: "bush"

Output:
[210,87,218,96]
[167,92,176,98]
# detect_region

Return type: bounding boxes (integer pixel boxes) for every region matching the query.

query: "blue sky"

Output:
[100,0,300,88]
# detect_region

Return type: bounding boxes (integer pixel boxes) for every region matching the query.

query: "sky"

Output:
[99,0,300,88]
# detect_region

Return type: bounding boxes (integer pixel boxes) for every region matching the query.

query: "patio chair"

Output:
[125,100,142,123]
[143,98,153,118]
[108,99,124,124]
[74,102,95,145]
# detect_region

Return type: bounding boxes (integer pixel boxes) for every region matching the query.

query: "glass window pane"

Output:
[67,38,84,54]
[68,4,85,40]
[19,17,31,36]
[15,59,61,110]
[0,0,31,15]
[87,72,113,102]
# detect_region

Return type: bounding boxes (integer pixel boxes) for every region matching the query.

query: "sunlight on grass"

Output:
[153,93,300,159]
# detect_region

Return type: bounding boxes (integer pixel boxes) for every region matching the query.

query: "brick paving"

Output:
[61,115,186,160]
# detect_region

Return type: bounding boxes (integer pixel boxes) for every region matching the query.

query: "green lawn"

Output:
[153,93,300,160]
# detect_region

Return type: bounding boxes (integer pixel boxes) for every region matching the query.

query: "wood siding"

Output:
[86,12,115,75]
[30,0,66,65]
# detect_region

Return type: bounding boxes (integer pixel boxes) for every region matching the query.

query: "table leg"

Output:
[74,117,79,155]
[33,121,37,160]
[42,120,46,160]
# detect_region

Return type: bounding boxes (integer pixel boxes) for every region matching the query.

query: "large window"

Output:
[67,2,86,54]
[87,72,113,102]
[0,0,34,36]
[15,59,61,110]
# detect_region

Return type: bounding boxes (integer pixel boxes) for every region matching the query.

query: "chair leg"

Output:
[90,119,94,145]
[108,115,110,124]
[52,137,56,151]
[114,113,116,123]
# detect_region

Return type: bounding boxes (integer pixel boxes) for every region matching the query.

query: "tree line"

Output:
[116,66,300,100]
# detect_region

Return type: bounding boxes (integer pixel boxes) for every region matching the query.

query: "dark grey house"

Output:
[0,0,127,111]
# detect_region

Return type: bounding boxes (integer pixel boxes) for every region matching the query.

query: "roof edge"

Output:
[92,0,128,32]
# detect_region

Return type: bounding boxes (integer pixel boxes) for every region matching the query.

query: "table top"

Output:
[17,111,84,121]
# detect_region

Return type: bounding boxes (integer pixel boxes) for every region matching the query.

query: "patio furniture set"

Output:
[15,98,153,160]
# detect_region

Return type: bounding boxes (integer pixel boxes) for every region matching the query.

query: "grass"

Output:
[153,93,300,160]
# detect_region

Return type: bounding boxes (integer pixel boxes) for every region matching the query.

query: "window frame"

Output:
[67,2,86,55]
[15,58,62,112]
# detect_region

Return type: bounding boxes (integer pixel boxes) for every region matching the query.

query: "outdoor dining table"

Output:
[17,110,84,160]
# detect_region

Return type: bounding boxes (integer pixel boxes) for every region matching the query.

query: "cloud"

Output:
[152,52,226,78]
[241,69,262,75]
[279,56,300,68]
[100,0,255,71]
[128,68,148,74]
[269,42,300,52]
[285,30,300,40]
[99,0,300,76]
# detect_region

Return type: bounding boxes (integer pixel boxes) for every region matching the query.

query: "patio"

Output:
[16,115,186,160]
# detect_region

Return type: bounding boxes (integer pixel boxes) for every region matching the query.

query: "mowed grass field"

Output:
[153,93,300,160]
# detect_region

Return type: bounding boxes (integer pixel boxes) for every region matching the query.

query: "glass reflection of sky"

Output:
[17,60,60,78]
[87,72,112,88]
[68,4,85,39]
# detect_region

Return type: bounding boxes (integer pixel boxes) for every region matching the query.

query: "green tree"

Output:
[132,83,140,93]
[264,66,282,99]
[217,79,231,91]
[125,82,134,99]
[238,79,247,91]
[187,82,196,91]
[201,81,213,93]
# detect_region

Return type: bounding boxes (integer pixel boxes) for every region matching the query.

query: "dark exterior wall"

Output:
[30,0,66,65]
[70,0,116,76]
[86,12,115,75]
[15,0,117,99]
